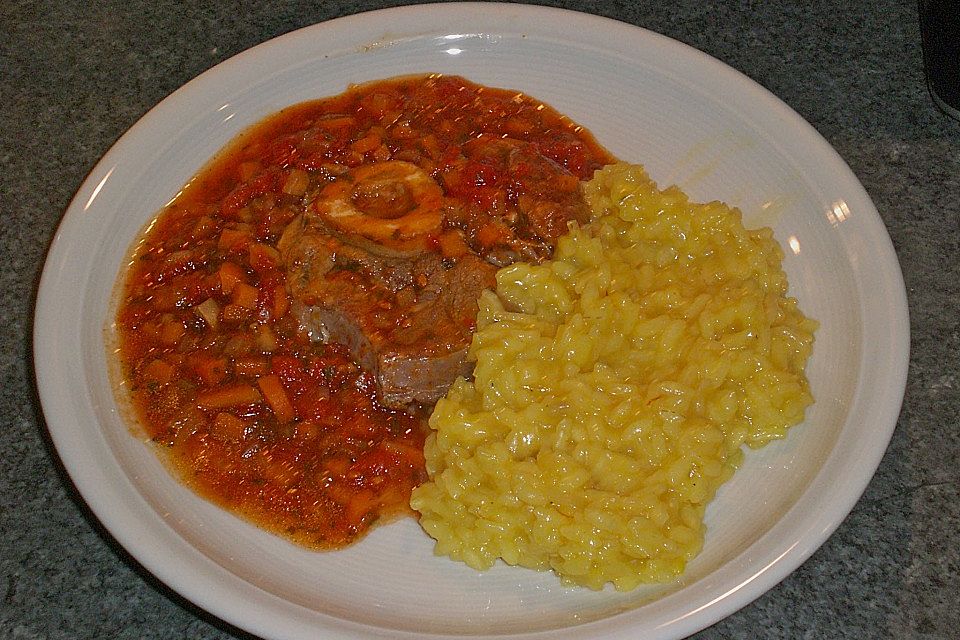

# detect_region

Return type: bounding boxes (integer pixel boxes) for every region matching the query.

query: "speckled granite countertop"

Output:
[2,1,958,638]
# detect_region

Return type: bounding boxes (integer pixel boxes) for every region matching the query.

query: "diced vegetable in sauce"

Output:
[115,74,613,548]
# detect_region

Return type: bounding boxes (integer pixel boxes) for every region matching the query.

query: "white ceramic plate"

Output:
[34,3,909,639]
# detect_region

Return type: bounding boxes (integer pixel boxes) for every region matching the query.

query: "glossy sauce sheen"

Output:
[116,75,613,548]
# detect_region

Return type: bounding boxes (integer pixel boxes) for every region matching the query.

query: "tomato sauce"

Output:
[115,75,613,548]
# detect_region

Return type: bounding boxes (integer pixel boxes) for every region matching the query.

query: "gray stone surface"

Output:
[2,0,957,638]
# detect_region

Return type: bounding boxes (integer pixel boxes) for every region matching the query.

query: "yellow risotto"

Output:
[410,163,817,591]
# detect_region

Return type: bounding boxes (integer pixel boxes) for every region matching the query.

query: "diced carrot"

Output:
[420,134,441,160]
[553,173,580,192]
[202,272,222,295]
[211,412,247,441]
[270,354,303,381]
[257,374,296,423]
[151,286,181,312]
[221,303,251,323]
[442,167,461,189]
[218,261,246,295]
[378,109,401,126]
[477,221,509,248]
[195,356,229,387]
[197,383,262,409]
[345,488,378,524]
[232,282,259,310]
[372,144,392,163]
[218,227,252,252]
[504,117,533,137]
[282,168,310,196]
[391,121,417,140]
[139,320,161,341]
[248,243,281,271]
[343,150,364,167]
[436,230,471,259]
[142,358,174,386]
[350,132,381,154]
[272,284,289,319]
[381,440,426,467]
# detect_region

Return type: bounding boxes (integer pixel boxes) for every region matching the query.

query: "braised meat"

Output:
[279,133,600,408]
[279,161,499,408]
[282,214,495,407]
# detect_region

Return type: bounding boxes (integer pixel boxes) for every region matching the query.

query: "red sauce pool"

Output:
[114,74,613,548]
